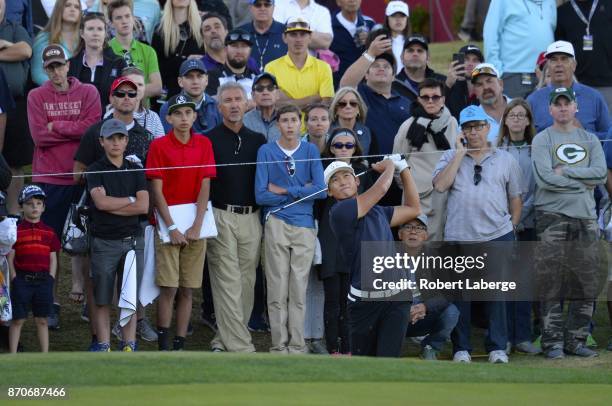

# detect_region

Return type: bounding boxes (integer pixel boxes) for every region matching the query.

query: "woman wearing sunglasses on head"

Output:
[329,87,373,158]
[392,78,458,241]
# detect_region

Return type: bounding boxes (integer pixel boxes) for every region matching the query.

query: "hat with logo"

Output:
[252,72,278,88]
[100,118,129,138]
[179,59,207,76]
[385,1,409,17]
[459,105,489,126]
[324,161,355,187]
[549,87,576,104]
[18,185,46,205]
[42,44,67,68]
[459,44,484,62]
[110,76,137,93]
[545,41,575,58]
[167,93,197,114]
[225,29,253,46]
[285,16,312,34]
[471,62,500,83]
[404,35,428,51]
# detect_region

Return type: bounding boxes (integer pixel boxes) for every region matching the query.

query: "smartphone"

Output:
[452,52,465,66]
[461,137,467,147]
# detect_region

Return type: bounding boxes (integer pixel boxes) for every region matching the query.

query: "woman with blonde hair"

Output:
[32,0,82,85]
[329,87,373,156]
[151,0,205,98]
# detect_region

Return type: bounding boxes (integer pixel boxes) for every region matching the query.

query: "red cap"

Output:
[536,51,547,70]
[109,77,137,96]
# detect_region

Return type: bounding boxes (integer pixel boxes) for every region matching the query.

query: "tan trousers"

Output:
[208,208,262,352]
[264,215,316,353]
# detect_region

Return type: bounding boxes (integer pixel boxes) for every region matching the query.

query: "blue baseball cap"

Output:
[18,185,46,205]
[179,59,207,77]
[459,105,489,126]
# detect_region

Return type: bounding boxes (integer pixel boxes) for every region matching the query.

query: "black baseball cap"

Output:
[404,35,428,51]
[225,29,253,46]
[459,44,484,62]
[374,52,396,71]
[252,72,278,88]
[167,94,197,114]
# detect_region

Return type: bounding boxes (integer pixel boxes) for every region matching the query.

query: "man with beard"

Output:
[471,63,510,142]
[207,29,260,109]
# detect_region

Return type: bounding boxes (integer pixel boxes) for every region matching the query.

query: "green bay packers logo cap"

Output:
[556,143,587,165]
[549,87,576,104]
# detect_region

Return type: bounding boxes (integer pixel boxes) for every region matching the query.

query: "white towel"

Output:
[119,250,137,327]
[139,225,160,306]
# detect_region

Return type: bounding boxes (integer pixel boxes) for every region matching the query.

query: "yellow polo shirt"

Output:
[265,54,334,101]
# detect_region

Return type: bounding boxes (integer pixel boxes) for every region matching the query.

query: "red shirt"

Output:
[145,129,216,206]
[13,220,61,273]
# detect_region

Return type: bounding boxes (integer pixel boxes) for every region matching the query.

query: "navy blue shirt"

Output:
[330,12,375,87]
[5,0,33,37]
[357,82,411,155]
[238,21,287,71]
[329,197,395,291]
[604,128,612,169]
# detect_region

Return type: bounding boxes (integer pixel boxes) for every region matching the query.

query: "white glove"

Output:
[383,154,409,173]
[125,154,143,168]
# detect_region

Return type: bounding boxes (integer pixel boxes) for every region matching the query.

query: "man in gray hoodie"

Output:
[531,86,607,360]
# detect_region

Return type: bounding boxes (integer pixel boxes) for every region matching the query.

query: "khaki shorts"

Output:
[155,237,206,288]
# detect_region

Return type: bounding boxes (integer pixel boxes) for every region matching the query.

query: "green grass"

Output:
[428,41,483,76]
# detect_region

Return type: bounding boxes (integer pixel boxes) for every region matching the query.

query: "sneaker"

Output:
[586,334,598,348]
[48,303,60,330]
[173,336,185,351]
[248,317,270,333]
[453,350,471,363]
[80,303,89,323]
[122,340,137,352]
[545,348,565,360]
[200,312,218,332]
[137,318,158,342]
[489,350,509,364]
[307,339,329,355]
[514,340,542,354]
[187,321,193,336]
[566,344,598,358]
[112,321,123,341]
[409,335,426,345]
[92,342,111,352]
[607,337,612,351]
[420,345,438,361]
[211,347,225,353]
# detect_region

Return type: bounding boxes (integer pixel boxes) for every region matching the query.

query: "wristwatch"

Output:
[128,196,136,204]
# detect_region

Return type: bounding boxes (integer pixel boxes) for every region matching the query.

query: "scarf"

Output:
[405,101,453,151]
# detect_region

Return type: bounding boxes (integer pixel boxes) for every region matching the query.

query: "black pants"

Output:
[348,299,411,357]
[323,273,350,353]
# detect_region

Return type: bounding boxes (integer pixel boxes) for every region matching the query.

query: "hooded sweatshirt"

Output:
[27,77,101,185]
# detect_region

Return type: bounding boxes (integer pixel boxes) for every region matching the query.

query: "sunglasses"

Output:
[338,100,358,108]
[285,156,296,177]
[253,84,276,93]
[332,142,355,150]
[419,95,443,102]
[253,2,273,8]
[122,50,135,67]
[227,32,252,43]
[473,164,482,186]
[113,90,138,98]
[286,21,310,29]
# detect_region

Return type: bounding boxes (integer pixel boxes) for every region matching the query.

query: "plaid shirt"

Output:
[13,220,60,273]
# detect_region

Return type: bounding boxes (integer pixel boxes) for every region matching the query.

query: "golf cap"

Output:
[459,105,489,126]
[459,44,484,62]
[179,59,207,76]
[549,87,576,104]
[285,16,312,33]
[386,1,409,16]
[252,72,278,88]
[404,35,428,51]
[545,40,575,58]
[167,94,197,114]
[225,29,253,46]
[324,161,355,187]
[471,62,500,83]
[42,44,67,68]
[18,185,46,205]
[100,118,129,138]
[110,76,137,93]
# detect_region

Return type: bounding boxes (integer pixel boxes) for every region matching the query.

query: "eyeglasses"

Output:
[235,135,242,155]
[419,95,443,102]
[227,32,252,43]
[112,90,138,98]
[473,164,482,186]
[253,84,276,93]
[338,100,359,108]
[285,156,296,177]
[122,50,135,67]
[507,113,527,121]
[462,123,487,133]
[253,2,273,8]
[402,225,427,233]
[332,142,355,150]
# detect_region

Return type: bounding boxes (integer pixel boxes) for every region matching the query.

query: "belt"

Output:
[213,203,257,215]
[17,271,50,282]
[350,285,401,299]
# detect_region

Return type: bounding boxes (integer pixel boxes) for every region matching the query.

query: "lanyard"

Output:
[254,34,270,69]
[570,0,599,35]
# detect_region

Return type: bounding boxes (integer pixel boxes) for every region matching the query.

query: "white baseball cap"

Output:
[386,1,409,17]
[324,161,355,187]
[545,40,575,58]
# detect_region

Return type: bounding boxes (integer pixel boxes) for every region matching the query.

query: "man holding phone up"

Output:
[445,44,485,119]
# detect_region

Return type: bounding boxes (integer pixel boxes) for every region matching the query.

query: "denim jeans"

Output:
[406,303,459,351]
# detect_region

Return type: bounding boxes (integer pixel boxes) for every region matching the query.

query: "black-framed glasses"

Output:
[332,142,355,150]
[253,84,276,93]
[462,123,487,133]
[473,164,482,185]
[403,225,427,233]
[234,135,242,155]
[285,156,296,177]
[337,100,359,108]
[113,90,138,98]
[419,95,443,102]
[507,113,527,121]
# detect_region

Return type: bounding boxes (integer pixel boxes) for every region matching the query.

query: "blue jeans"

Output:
[406,303,459,351]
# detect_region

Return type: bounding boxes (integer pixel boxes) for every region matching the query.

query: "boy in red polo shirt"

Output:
[146,94,216,351]
[8,185,60,353]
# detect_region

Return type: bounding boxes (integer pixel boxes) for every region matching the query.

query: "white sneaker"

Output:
[453,350,471,363]
[489,350,509,364]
